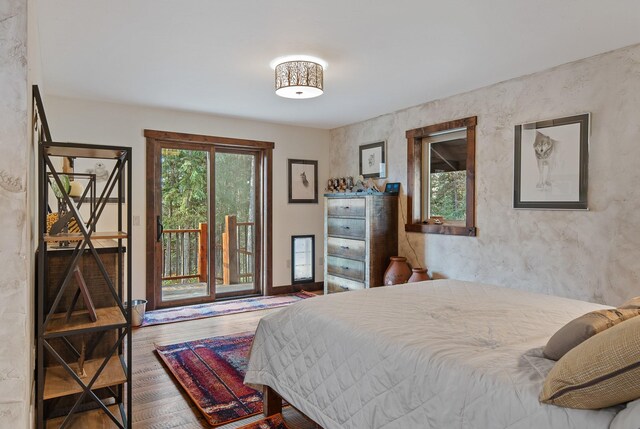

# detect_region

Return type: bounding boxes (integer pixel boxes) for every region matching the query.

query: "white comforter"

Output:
[245,280,622,429]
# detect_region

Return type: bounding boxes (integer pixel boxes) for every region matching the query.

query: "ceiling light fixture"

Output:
[271,55,327,99]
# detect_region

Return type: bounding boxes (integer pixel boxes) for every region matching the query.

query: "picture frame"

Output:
[514,113,589,210]
[72,158,124,203]
[359,141,386,179]
[288,159,318,204]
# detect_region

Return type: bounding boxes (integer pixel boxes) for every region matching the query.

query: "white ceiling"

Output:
[37,0,640,129]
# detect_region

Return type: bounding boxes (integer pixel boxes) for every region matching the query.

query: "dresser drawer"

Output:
[327,217,366,239]
[327,198,366,217]
[327,256,365,282]
[326,237,366,261]
[326,275,365,294]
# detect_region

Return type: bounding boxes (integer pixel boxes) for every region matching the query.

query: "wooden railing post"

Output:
[223,215,239,284]
[198,223,208,283]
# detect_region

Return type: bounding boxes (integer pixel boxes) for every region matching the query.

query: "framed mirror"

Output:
[405,116,477,236]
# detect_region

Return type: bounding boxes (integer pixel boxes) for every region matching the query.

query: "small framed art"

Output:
[73,158,124,203]
[514,113,589,210]
[359,141,386,179]
[288,159,318,203]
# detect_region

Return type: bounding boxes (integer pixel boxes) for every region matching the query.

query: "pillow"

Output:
[619,296,640,309]
[543,309,640,361]
[540,315,640,409]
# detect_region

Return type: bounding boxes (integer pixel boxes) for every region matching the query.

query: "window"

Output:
[291,235,315,284]
[406,117,477,236]
[423,129,468,223]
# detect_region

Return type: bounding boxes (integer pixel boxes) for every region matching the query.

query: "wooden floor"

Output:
[133,306,319,428]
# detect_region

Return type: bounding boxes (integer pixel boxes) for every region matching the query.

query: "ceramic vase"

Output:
[383,256,412,285]
[408,268,430,283]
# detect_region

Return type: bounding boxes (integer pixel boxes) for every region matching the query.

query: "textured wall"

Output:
[0,0,31,426]
[330,44,640,305]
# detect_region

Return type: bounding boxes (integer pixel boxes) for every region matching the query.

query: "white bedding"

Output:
[245,280,622,429]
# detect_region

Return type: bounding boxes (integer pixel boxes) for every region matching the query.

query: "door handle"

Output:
[156,216,164,242]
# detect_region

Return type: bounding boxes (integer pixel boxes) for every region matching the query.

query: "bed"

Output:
[245,279,628,428]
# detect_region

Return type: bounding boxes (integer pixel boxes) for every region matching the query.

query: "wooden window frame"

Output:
[144,129,274,310]
[405,116,477,237]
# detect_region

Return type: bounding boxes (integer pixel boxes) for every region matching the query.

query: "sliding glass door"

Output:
[214,150,260,298]
[147,139,264,309]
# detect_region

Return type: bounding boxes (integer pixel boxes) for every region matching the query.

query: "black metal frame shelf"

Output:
[35,87,132,429]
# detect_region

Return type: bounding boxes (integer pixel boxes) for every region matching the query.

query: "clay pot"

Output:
[383,257,412,285]
[408,268,430,283]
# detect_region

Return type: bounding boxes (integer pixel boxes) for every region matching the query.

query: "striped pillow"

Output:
[540,315,640,409]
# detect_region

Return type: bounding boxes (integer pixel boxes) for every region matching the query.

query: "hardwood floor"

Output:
[132,306,319,428]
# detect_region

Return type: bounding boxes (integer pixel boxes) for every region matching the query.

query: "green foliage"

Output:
[161,150,255,230]
[214,152,255,228]
[161,149,208,229]
[429,170,466,221]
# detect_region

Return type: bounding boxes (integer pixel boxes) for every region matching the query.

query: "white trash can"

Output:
[127,299,147,327]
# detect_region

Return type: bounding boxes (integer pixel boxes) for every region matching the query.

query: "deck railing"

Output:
[162,216,254,285]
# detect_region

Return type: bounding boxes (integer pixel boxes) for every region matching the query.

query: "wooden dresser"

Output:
[324,193,398,294]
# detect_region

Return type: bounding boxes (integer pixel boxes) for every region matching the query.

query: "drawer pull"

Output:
[343,206,350,209]
[340,245,349,249]
[342,266,349,270]
[343,226,350,230]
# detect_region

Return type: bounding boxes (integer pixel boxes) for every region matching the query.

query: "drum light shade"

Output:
[274,60,324,99]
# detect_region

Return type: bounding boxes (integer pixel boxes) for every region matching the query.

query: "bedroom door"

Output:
[145,130,273,310]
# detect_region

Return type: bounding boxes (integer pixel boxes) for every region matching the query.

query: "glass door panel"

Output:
[160,147,211,303]
[214,150,259,297]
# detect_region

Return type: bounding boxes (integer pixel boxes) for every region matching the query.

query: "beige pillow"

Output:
[619,296,640,309]
[543,309,640,361]
[540,315,640,409]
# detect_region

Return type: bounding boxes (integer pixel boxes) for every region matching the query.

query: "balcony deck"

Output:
[162,282,256,301]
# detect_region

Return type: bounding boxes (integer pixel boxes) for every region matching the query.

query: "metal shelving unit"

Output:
[37,141,132,429]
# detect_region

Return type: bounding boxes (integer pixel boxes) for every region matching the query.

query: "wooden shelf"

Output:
[45,307,126,337]
[44,143,127,159]
[44,356,126,400]
[46,239,127,254]
[46,404,122,428]
[38,138,132,427]
[44,232,128,243]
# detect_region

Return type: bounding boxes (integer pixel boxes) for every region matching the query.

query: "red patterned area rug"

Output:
[142,291,316,327]
[237,414,289,429]
[156,332,272,427]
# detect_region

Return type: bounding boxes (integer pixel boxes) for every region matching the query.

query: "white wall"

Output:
[45,96,330,300]
[0,0,31,426]
[330,44,640,306]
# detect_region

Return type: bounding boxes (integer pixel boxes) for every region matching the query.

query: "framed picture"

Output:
[288,159,318,203]
[73,158,124,203]
[514,113,589,209]
[359,141,386,179]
